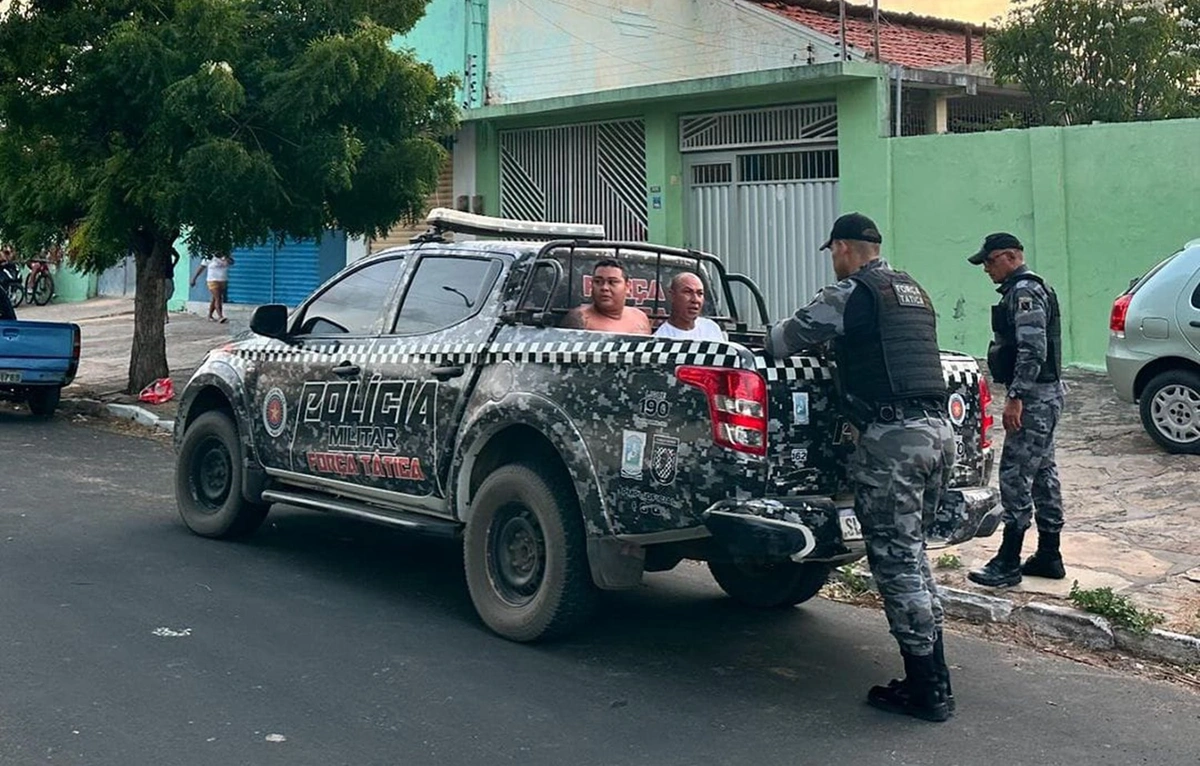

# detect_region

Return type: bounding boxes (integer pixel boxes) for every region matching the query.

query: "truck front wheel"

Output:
[464,464,596,642]
[175,410,269,539]
[708,560,831,608]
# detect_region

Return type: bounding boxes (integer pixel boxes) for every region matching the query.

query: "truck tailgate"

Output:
[0,321,81,385]
[749,350,988,494]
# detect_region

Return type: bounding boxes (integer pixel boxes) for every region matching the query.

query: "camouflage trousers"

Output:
[850,414,955,657]
[999,392,1064,535]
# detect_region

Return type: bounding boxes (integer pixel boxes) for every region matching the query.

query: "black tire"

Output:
[8,281,24,308]
[464,464,597,642]
[26,386,61,418]
[708,560,831,608]
[175,410,270,538]
[31,272,53,306]
[1139,369,1200,455]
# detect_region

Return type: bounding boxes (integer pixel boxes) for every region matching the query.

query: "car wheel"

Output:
[175,410,270,538]
[1139,369,1200,454]
[464,464,596,642]
[26,386,61,418]
[708,560,831,608]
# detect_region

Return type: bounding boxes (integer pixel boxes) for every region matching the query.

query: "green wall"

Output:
[53,264,96,303]
[886,118,1200,369]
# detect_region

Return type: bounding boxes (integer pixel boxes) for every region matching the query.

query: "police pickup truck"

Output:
[173,210,1000,642]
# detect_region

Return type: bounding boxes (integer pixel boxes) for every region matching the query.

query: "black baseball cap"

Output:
[820,212,883,250]
[968,232,1023,264]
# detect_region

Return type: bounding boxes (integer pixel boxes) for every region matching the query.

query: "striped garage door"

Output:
[500,120,647,241]
[226,239,321,307]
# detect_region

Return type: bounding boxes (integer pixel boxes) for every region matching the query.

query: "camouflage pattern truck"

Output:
[173,210,1001,642]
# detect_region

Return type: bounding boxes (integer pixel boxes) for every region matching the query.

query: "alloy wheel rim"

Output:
[1151,384,1200,444]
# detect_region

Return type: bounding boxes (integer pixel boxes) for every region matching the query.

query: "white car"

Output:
[1105,238,1200,453]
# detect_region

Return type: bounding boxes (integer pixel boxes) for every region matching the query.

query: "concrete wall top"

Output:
[487,0,843,105]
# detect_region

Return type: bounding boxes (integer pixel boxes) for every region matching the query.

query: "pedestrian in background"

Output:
[190,250,234,324]
[765,212,955,723]
[967,233,1067,588]
[163,244,180,324]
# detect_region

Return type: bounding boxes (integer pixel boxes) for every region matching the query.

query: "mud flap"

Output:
[587,537,646,590]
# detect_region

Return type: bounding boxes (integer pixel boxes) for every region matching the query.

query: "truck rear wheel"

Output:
[708,560,831,608]
[464,464,596,642]
[175,410,269,539]
[26,386,61,418]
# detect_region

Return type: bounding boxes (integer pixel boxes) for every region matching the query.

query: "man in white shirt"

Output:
[654,272,726,341]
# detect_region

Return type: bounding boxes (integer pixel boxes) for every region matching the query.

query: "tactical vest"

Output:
[987,272,1062,386]
[834,266,947,406]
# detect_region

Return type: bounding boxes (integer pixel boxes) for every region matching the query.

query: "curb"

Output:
[63,398,174,435]
[833,567,1200,668]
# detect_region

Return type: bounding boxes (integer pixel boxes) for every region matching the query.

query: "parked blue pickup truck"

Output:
[0,315,81,418]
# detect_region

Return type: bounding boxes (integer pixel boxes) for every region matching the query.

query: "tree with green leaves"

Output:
[986,0,1200,126]
[0,0,457,392]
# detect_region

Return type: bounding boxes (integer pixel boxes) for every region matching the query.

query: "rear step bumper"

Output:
[702,486,1000,563]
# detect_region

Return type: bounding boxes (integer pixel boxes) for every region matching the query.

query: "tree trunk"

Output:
[126,237,171,394]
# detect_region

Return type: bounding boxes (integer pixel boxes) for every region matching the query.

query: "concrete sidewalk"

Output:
[17,298,1200,644]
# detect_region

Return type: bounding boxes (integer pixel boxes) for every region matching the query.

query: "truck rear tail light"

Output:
[675,366,768,456]
[979,376,994,450]
[1110,294,1131,336]
[65,325,81,384]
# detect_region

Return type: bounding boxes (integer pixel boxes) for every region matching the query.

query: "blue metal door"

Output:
[226,239,322,306]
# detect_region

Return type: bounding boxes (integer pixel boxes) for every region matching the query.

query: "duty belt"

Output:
[874,398,945,424]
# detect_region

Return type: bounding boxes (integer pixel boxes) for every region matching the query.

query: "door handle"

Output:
[331,362,361,378]
[431,365,465,381]
[1190,321,1200,328]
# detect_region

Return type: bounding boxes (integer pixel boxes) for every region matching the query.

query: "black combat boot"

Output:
[1021,531,1066,579]
[881,630,956,713]
[867,651,952,723]
[967,524,1025,587]
[933,629,955,713]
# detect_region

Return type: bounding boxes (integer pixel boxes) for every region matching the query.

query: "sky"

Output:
[881,0,1012,24]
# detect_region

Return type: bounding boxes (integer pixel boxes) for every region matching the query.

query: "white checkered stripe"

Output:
[225,339,746,369]
[484,339,742,367]
[232,342,375,365]
[941,356,980,387]
[368,344,482,366]
[754,355,833,382]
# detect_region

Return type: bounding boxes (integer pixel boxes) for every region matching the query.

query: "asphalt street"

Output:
[0,410,1197,766]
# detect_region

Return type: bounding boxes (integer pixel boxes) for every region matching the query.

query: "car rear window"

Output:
[1128,253,1179,295]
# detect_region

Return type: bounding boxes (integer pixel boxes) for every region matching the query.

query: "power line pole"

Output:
[839,0,848,60]
[873,0,881,62]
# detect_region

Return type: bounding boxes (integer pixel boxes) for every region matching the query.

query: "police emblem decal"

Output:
[262,388,288,438]
[650,435,680,486]
[792,392,810,425]
[621,430,646,480]
[947,392,967,426]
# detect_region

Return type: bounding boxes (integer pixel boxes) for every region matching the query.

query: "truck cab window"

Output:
[391,256,501,335]
[295,257,405,336]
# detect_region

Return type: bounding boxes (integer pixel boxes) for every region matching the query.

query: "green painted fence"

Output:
[883,118,1200,369]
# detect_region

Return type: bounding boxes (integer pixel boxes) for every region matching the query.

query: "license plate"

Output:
[0,371,21,384]
[838,508,863,541]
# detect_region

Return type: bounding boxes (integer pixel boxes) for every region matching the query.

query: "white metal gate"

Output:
[682,104,839,321]
[500,120,648,241]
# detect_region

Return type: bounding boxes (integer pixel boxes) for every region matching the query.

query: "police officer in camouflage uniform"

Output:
[766,213,955,723]
[967,233,1067,588]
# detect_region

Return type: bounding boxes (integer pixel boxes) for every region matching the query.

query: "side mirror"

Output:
[250,304,289,339]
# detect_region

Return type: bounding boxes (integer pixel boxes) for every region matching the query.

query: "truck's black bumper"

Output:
[702,486,1001,563]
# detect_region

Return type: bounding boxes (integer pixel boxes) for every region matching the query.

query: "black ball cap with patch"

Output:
[968,232,1024,264]
[821,212,883,250]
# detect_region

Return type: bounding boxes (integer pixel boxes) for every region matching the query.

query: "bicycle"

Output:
[6,259,55,307]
